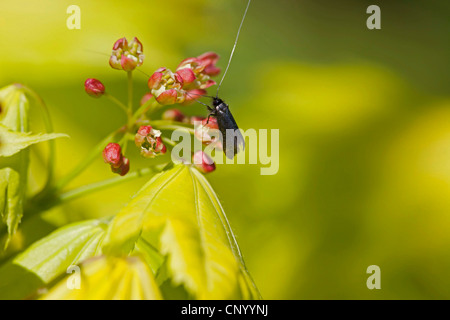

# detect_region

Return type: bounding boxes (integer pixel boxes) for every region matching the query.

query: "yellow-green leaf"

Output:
[104,164,260,299]
[0,124,68,157]
[0,168,22,249]
[0,219,107,299]
[0,84,29,131]
[41,255,162,300]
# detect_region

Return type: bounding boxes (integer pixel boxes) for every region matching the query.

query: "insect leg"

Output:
[204,108,215,126]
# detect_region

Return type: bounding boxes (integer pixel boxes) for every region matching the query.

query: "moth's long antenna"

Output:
[136,68,151,78]
[180,90,212,109]
[215,0,252,98]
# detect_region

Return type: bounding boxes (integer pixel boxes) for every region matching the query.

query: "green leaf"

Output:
[0,86,30,250]
[0,124,68,157]
[40,255,162,300]
[0,168,22,249]
[0,85,66,250]
[0,219,107,299]
[0,84,29,132]
[104,164,260,299]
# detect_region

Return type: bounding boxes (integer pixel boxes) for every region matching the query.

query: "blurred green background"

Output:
[1,0,449,299]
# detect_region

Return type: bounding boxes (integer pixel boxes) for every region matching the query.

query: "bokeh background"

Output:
[0,0,449,299]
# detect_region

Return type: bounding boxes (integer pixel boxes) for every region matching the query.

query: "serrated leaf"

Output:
[104,164,260,299]
[0,124,68,157]
[41,255,162,300]
[0,219,107,299]
[0,168,22,249]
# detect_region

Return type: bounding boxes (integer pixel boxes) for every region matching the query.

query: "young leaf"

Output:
[40,255,162,300]
[104,164,260,299]
[0,86,29,250]
[0,124,68,157]
[0,219,107,299]
[0,168,22,249]
[0,84,29,132]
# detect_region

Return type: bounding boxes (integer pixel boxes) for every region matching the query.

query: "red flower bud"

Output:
[84,78,105,98]
[162,109,187,122]
[192,151,216,174]
[102,143,130,176]
[148,68,186,105]
[103,143,123,166]
[117,157,130,176]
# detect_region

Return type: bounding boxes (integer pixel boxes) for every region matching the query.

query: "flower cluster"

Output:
[87,37,219,176]
[109,37,144,71]
[148,52,220,106]
[135,125,167,158]
[102,143,130,176]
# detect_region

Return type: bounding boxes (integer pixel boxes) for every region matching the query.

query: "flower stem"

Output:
[52,128,124,192]
[58,164,166,203]
[127,71,133,117]
[104,93,128,113]
[131,99,159,124]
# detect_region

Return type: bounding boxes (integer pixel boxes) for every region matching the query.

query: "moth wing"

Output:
[224,128,245,159]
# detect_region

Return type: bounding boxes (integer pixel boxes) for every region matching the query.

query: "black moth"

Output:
[206,97,245,159]
[202,0,251,159]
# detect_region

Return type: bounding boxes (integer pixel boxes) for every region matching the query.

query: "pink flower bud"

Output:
[162,109,187,122]
[148,68,186,105]
[140,92,154,106]
[103,143,130,176]
[135,125,166,158]
[118,157,130,176]
[84,78,105,98]
[103,143,123,167]
[192,151,216,173]
[109,37,144,71]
